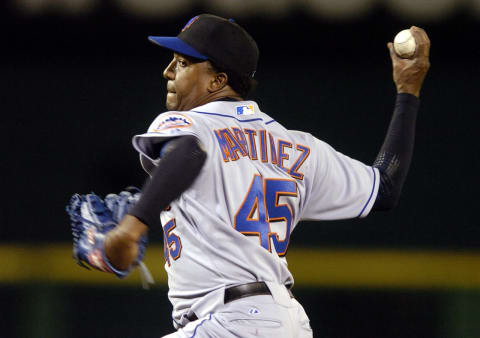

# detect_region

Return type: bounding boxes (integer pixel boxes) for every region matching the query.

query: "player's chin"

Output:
[165,93,178,111]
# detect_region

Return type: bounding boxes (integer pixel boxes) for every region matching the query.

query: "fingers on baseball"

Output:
[409,26,431,58]
[387,42,403,63]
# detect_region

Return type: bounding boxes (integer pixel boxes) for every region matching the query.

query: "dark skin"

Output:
[388,26,430,97]
[105,28,431,270]
[164,53,242,111]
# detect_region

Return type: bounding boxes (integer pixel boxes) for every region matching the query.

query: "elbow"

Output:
[372,191,401,211]
[373,169,405,212]
[188,136,207,169]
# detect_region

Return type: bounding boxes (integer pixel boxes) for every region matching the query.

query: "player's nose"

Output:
[163,59,176,80]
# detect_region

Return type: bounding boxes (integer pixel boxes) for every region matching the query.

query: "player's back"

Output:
[133,99,378,320]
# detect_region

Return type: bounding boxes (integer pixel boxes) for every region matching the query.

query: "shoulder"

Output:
[147,111,197,133]
[288,130,318,144]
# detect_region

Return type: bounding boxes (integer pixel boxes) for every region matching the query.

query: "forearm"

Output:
[372,93,419,211]
[104,215,148,270]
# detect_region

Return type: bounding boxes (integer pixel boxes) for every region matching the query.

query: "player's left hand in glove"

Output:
[66,190,148,280]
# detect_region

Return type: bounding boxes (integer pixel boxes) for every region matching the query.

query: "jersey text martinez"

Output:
[214,127,310,180]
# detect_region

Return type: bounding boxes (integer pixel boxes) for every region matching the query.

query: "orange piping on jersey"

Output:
[262,174,272,253]
[232,127,249,157]
[233,174,272,250]
[277,139,293,171]
[259,129,268,163]
[233,174,260,229]
[163,222,171,267]
[288,144,311,180]
[264,178,298,257]
[247,198,260,221]
[268,133,278,165]
[166,219,182,261]
[224,128,248,160]
[214,129,234,162]
[214,128,240,162]
[243,129,258,160]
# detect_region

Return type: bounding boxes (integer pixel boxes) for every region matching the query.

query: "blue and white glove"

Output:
[104,188,148,264]
[105,187,141,223]
[66,189,150,283]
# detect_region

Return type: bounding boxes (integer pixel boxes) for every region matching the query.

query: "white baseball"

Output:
[393,29,416,59]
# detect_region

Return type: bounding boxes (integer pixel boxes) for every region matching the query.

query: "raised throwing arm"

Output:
[372,27,431,211]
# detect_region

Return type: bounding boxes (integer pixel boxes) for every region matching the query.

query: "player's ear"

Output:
[208,71,228,93]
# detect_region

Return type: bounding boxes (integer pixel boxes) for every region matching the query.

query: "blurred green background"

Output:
[1,0,479,337]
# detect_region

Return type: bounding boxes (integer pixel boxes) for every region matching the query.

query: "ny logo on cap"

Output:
[182,16,200,32]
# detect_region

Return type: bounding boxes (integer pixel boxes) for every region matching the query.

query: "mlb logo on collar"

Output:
[236,105,255,116]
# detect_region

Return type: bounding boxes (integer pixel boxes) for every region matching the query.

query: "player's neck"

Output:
[204,87,243,104]
[185,87,243,110]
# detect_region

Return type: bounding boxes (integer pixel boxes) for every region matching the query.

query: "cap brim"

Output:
[148,36,208,60]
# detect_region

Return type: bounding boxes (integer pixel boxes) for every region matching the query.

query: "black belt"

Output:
[186,282,293,322]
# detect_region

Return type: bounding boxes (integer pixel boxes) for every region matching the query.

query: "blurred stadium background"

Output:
[1,0,479,337]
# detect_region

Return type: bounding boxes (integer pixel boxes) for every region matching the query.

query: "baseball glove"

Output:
[66,189,148,279]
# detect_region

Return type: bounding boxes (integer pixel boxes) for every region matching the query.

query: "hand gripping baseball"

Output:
[66,189,149,281]
[388,26,431,98]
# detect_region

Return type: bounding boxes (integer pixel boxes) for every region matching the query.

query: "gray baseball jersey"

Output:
[132,100,379,325]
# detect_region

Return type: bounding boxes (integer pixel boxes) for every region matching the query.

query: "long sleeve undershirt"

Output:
[372,93,420,211]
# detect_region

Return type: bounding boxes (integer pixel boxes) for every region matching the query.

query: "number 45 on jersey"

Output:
[234,175,297,256]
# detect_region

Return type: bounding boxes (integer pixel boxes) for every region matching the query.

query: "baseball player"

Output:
[67,14,430,337]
